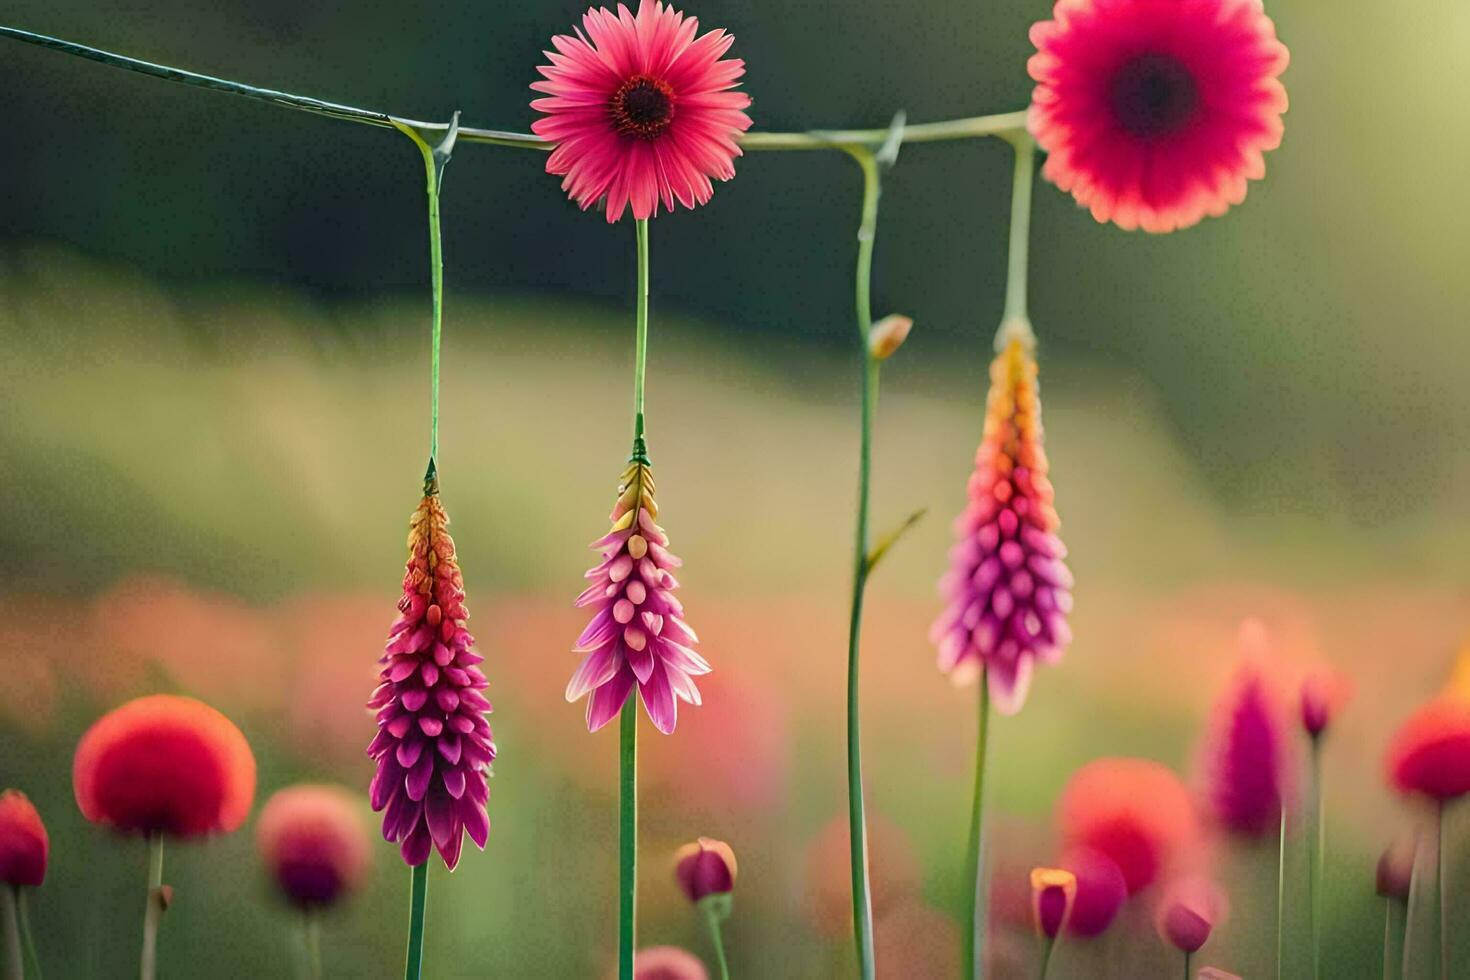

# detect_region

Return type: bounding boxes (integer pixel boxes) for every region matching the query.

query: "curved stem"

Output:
[632,218,650,457]
[964,673,992,980]
[703,905,731,980]
[141,834,164,980]
[0,27,1027,154]
[996,134,1038,350]
[2,887,20,980]
[843,148,882,980]
[403,863,428,980]
[618,700,639,980]
[16,891,39,980]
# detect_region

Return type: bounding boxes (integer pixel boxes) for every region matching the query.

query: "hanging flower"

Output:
[1056,757,1197,895]
[531,0,754,222]
[1198,629,1292,837]
[73,694,256,838]
[1385,696,1470,802]
[1027,0,1289,232]
[931,337,1072,714]
[368,490,495,870]
[256,785,372,909]
[567,459,708,734]
[0,790,48,888]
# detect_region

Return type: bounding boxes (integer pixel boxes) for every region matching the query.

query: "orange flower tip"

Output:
[632,945,709,980]
[868,315,914,361]
[256,785,372,909]
[0,789,49,888]
[73,694,256,839]
[1376,833,1416,900]
[1029,867,1077,939]
[674,837,737,909]
[1056,757,1197,895]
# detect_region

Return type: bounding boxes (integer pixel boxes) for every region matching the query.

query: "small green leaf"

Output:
[866,506,927,572]
[875,110,906,169]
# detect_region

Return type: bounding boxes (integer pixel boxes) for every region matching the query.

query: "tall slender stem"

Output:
[703,905,731,980]
[403,863,428,980]
[2,886,20,980]
[843,148,883,980]
[964,672,992,980]
[618,700,639,980]
[1277,804,1287,980]
[1385,898,1404,980]
[1309,738,1324,980]
[1438,801,1448,980]
[15,891,39,980]
[1404,833,1420,980]
[632,218,650,454]
[1183,950,1192,980]
[1037,934,1056,980]
[302,910,323,980]
[996,134,1038,350]
[140,834,164,980]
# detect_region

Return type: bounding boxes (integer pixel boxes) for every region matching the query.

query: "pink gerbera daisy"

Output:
[1027,0,1289,232]
[531,0,753,222]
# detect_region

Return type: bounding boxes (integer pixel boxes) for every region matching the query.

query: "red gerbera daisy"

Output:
[1028,0,1289,232]
[531,0,753,222]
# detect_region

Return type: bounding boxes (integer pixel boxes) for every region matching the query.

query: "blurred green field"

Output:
[0,244,1466,977]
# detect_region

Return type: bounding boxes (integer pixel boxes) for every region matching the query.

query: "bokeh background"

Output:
[1,0,1467,977]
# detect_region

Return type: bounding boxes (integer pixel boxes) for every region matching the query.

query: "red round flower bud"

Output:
[673,837,736,904]
[1029,867,1076,939]
[73,694,256,838]
[0,790,48,887]
[256,785,371,908]
[1386,697,1470,801]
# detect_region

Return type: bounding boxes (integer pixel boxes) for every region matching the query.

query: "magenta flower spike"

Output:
[367,486,495,870]
[567,458,709,735]
[1199,623,1291,837]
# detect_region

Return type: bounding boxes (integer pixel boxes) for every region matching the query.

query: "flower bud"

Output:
[631,946,708,980]
[1197,969,1242,980]
[673,837,737,905]
[256,785,371,908]
[1376,833,1416,899]
[0,790,48,888]
[1029,867,1077,939]
[1155,877,1226,954]
[867,315,913,360]
[1300,669,1351,739]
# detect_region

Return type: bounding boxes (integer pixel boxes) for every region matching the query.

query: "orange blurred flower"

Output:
[1057,757,1197,894]
[1385,696,1470,801]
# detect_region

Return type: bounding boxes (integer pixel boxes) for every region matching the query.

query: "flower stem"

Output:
[403,862,428,980]
[1183,950,1192,980]
[996,133,1038,351]
[2,886,20,980]
[1384,897,1404,980]
[963,672,992,980]
[1277,804,1287,980]
[703,903,731,980]
[842,147,883,980]
[302,910,322,980]
[618,699,639,980]
[15,891,39,980]
[140,833,164,980]
[632,218,650,458]
[1404,832,1420,980]
[1309,737,1324,980]
[1437,800,1448,980]
[1037,934,1057,980]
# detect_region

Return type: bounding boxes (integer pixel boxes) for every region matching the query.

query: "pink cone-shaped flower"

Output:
[531,0,753,223]
[367,486,495,870]
[567,458,708,734]
[931,337,1073,714]
[1198,621,1291,837]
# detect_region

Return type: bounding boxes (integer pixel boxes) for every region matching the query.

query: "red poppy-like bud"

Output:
[256,785,371,908]
[1029,867,1077,939]
[868,315,913,360]
[1156,877,1227,954]
[673,837,737,905]
[631,946,708,980]
[1376,833,1416,899]
[1300,669,1351,739]
[0,790,48,887]
[73,695,256,839]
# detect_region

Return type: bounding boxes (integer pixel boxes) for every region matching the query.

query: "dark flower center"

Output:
[1109,54,1199,140]
[611,74,676,140]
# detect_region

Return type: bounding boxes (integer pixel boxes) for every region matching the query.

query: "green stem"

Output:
[632,218,650,456]
[15,891,39,980]
[1277,804,1287,980]
[303,910,322,980]
[1309,738,1324,980]
[1037,934,1056,980]
[996,134,1038,350]
[1385,898,1404,980]
[842,148,883,980]
[1184,950,1192,980]
[1438,801,1448,980]
[2,887,20,980]
[618,700,638,980]
[0,26,1028,154]
[703,905,731,980]
[963,673,992,980]
[1404,834,1419,980]
[141,834,164,980]
[403,863,427,980]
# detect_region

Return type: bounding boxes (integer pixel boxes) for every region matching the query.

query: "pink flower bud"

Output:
[1376,833,1416,899]
[1029,867,1077,939]
[867,315,913,360]
[673,837,737,904]
[1300,669,1351,738]
[1156,877,1227,954]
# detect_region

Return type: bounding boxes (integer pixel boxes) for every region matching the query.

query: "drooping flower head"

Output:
[567,458,708,734]
[1057,757,1197,895]
[1028,0,1289,232]
[1155,876,1228,954]
[73,694,255,838]
[368,487,495,870]
[1057,846,1128,938]
[931,337,1073,714]
[256,784,372,909]
[0,790,48,887]
[1030,867,1077,939]
[1198,625,1292,837]
[673,836,737,904]
[531,0,753,222]
[1385,696,1470,802]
